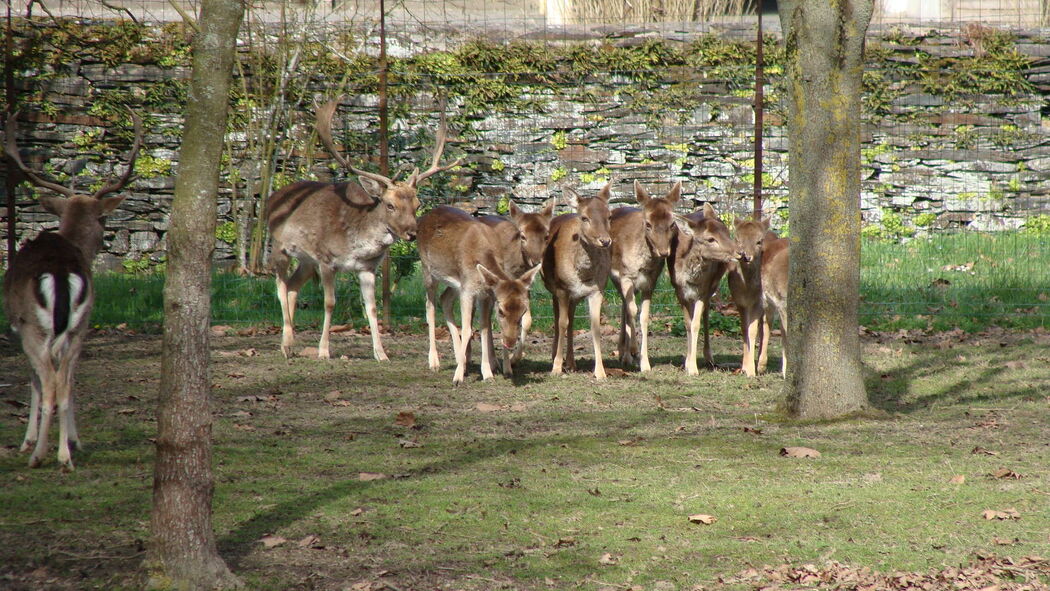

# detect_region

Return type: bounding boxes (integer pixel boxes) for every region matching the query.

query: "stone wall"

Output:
[2,19,1048,270]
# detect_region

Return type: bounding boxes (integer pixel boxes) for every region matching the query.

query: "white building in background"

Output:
[878,0,1044,26]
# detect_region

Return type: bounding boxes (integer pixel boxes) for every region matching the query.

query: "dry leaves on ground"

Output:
[982,508,1021,520]
[688,514,718,525]
[780,446,821,459]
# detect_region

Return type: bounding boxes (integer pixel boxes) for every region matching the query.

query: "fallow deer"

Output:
[541,184,613,380]
[759,231,789,376]
[266,99,460,360]
[418,205,540,385]
[3,110,142,469]
[609,180,681,372]
[477,199,553,366]
[667,203,739,375]
[726,217,769,377]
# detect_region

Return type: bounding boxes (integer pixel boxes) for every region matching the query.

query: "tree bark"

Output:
[147,0,244,589]
[778,0,872,419]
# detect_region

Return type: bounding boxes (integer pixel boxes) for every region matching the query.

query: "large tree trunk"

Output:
[146,0,244,589]
[778,0,872,419]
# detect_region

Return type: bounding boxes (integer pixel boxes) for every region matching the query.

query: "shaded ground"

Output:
[0,326,1048,590]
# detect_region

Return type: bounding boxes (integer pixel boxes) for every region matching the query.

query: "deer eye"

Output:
[581,216,590,224]
[707,237,717,243]
[498,307,506,317]
[645,222,653,231]
[386,203,395,211]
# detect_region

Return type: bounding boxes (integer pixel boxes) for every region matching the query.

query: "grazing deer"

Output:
[609,180,681,372]
[418,205,540,385]
[3,111,142,469]
[759,231,789,376]
[726,217,770,377]
[266,99,460,360]
[542,184,613,380]
[477,199,553,365]
[667,203,739,375]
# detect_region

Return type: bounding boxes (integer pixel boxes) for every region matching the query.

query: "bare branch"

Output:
[92,110,144,200]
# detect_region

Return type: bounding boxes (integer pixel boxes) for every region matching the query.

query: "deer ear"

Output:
[540,200,554,220]
[702,202,716,219]
[477,263,501,288]
[634,180,650,206]
[595,182,612,203]
[353,177,384,206]
[518,263,541,287]
[100,195,126,215]
[564,188,580,211]
[760,216,771,231]
[39,195,69,217]
[666,181,682,204]
[673,213,694,236]
[508,200,522,222]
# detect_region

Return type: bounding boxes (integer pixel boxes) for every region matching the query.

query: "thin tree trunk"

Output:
[147,0,244,588]
[778,0,872,419]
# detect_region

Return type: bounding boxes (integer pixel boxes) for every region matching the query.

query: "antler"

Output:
[92,109,143,200]
[315,98,395,189]
[4,111,76,198]
[407,100,462,188]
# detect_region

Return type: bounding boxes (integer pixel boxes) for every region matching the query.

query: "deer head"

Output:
[508,199,554,268]
[565,183,612,249]
[316,99,461,242]
[676,203,738,263]
[4,110,142,257]
[634,180,681,258]
[478,263,541,352]
[733,216,771,264]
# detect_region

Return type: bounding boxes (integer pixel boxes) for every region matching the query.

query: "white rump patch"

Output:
[33,273,56,334]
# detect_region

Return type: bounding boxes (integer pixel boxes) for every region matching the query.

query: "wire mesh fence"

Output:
[2,0,1048,332]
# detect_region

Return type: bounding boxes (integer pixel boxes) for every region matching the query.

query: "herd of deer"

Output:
[2,101,788,469]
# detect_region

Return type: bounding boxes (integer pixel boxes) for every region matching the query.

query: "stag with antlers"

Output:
[266,99,461,360]
[3,110,142,469]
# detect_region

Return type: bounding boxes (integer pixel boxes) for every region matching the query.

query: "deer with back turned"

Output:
[3,110,142,469]
[266,99,460,360]
[542,184,613,380]
[418,205,540,384]
[609,180,681,372]
[667,203,739,375]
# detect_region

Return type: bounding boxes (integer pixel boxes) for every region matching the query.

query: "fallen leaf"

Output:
[1004,360,1027,370]
[948,475,966,484]
[780,446,821,458]
[117,408,136,415]
[555,537,576,547]
[210,325,232,336]
[330,324,355,333]
[982,508,1020,520]
[233,423,255,431]
[688,514,718,525]
[350,507,365,517]
[742,427,763,435]
[358,472,388,481]
[993,537,1019,545]
[297,534,320,548]
[991,468,1023,479]
[599,552,619,565]
[299,347,320,357]
[398,439,422,449]
[476,403,503,412]
[605,368,627,377]
[971,446,1000,456]
[618,437,643,446]
[394,411,416,427]
[324,391,342,402]
[330,400,352,407]
[260,535,287,548]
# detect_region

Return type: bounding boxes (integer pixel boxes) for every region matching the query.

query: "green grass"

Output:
[0,330,1047,590]
[1,232,1047,335]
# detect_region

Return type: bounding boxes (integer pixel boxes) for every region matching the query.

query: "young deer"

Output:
[541,184,613,380]
[418,205,540,385]
[266,99,460,360]
[3,111,142,469]
[759,231,789,376]
[477,199,553,365]
[609,180,681,372]
[667,203,739,375]
[726,217,770,377]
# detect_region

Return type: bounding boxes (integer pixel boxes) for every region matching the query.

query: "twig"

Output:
[166,0,199,32]
[99,0,138,24]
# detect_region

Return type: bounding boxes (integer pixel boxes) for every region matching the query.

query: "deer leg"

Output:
[618,281,637,368]
[453,292,475,385]
[425,277,441,370]
[564,298,577,372]
[759,306,771,374]
[587,290,606,380]
[551,295,567,375]
[275,256,316,358]
[684,299,704,375]
[28,369,58,469]
[701,296,714,369]
[55,358,76,470]
[440,286,462,360]
[638,291,653,372]
[511,306,531,365]
[317,266,337,360]
[478,294,495,381]
[21,371,42,453]
[779,308,788,377]
[359,269,388,361]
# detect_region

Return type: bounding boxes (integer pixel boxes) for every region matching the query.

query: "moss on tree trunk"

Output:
[778,0,873,419]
